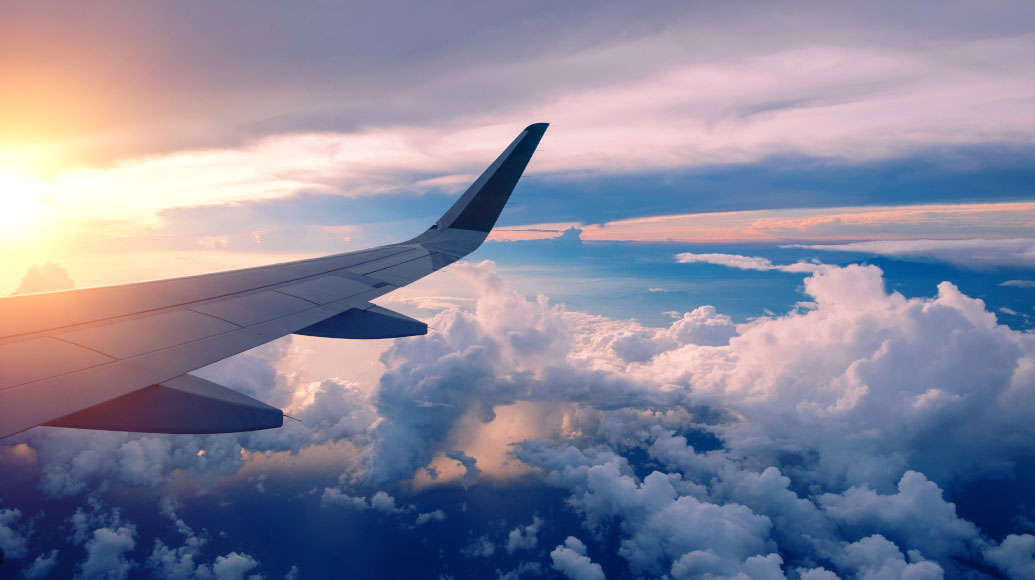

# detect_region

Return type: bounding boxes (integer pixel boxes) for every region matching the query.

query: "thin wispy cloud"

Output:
[790,238,1035,269]
[492,202,1035,243]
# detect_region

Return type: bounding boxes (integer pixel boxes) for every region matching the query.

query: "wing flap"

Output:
[295,304,427,339]
[43,374,282,434]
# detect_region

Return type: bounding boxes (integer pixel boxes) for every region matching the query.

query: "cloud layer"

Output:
[4,258,1035,578]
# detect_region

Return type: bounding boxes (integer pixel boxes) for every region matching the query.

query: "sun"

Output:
[0,173,45,238]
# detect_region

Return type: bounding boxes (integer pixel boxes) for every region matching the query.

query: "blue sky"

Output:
[2,2,1035,579]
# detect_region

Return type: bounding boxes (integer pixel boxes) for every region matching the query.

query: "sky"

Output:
[1,1,1035,579]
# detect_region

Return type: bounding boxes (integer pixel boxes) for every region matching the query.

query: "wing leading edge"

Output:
[0,123,548,439]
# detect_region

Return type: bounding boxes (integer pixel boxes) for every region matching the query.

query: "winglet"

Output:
[435,123,548,233]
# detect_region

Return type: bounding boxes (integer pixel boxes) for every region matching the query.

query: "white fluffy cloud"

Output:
[0,502,29,560]
[209,552,259,580]
[506,516,543,554]
[550,537,605,580]
[985,534,1035,580]
[414,510,447,526]
[6,257,1035,578]
[75,517,136,580]
[360,260,1035,577]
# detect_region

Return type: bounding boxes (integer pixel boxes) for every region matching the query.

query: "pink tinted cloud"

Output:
[497,202,1035,244]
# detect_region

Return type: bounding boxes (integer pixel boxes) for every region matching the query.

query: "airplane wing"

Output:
[0,123,549,438]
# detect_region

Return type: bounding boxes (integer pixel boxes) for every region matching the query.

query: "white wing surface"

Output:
[0,123,549,438]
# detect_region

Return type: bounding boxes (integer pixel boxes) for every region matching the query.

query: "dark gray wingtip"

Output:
[434,123,549,233]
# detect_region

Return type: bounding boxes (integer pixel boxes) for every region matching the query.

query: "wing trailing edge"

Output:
[43,374,283,434]
[296,304,428,339]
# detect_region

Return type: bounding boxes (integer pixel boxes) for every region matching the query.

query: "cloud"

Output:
[209,552,259,580]
[817,471,981,561]
[22,549,59,579]
[790,238,1035,269]
[506,516,543,554]
[76,524,136,580]
[10,262,76,295]
[414,510,447,526]
[7,256,1035,578]
[370,491,400,514]
[496,561,544,580]
[550,537,605,580]
[7,7,1035,261]
[8,1,1035,170]
[341,259,1035,576]
[984,533,1035,580]
[832,535,944,580]
[444,450,482,488]
[319,489,369,510]
[1002,280,1035,288]
[675,252,828,273]
[0,503,29,560]
[461,535,496,558]
[506,202,1035,244]
[361,261,683,483]
[144,496,267,580]
[147,496,208,580]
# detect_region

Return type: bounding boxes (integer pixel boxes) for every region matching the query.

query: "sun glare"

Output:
[0,173,45,237]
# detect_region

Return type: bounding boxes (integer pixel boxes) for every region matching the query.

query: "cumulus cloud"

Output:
[605,306,738,364]
[984,533,1035,580]
[506,516,543,554]
[414,510,447,526]
[9,256,1035,579]
[789,238,1035,269]
[361,261,688,484]
[76,522,136,580]
[0,503,29,560]
[832,535,944,580]
[550,537,605,580]
[9,262,76,296]
[817,471,981,561]
[339,259,1035,577]
[370,491,400,514]
[209,552,259,580]
[147,496,209,580]
[22,549,59,579]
